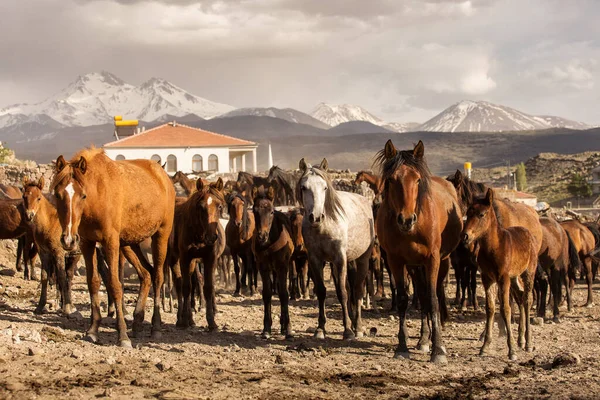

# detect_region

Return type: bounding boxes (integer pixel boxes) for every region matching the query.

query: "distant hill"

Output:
[326,121,394,136]
[219,107,329,129]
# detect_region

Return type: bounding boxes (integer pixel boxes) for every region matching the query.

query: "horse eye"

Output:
[271,211,274,215]
[324,186,328,190]
[82,194,87,200]
[478,213,485,218]
[417,179,421,185]
[38,197,41,201]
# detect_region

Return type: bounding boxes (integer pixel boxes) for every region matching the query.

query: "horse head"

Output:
[353,171,366,186]
[21,176,45,222]
[462,188,494,245]
[227,192,246,228]
[252,185,275,245]
[297,158,340,227]
[51,155,89,251]
[375,140,430,233]
[267,165,278,183]
[194,178,225,245]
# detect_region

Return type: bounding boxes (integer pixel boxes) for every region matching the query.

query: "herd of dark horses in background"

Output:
[1,140,600,363]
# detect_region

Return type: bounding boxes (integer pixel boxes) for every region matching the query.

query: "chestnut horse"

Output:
[171,171,197,197]
[560,219,596,307]
[0,197,38,280]
[288,209,310,300]
[462,189,537,361]
[374,140,462,364]
[354,171,382,196]
[169,178,226,329]
[225,192,257,296]
[297,158,374,340]
[21,177,80,315]
[51,148,175,347]
[252,186,294,338]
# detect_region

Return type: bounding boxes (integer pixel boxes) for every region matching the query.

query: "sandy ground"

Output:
[0,264,599,400]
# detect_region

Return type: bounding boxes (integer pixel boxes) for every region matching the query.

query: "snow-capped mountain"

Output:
[220,107,329,129]
[419,100,592,132]
[383,122,421,133]
[311,103,384,127]
[0,71,234,128]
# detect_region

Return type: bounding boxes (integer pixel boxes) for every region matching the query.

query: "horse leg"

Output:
[195,262,204,311]
[64,255,78,314]
[300,258,309,300]
[150,229,169,339]
[54,253,72,315]
[309,256,327,339]
[121,246,151,338]
[82,240,102,344]
[16,236,24,272]
[353,251,370,338]
[233,254,242,296]
[584,256,594,307]
[390,262,410,359]
[453,255,463,306]
[278,259,293,338]
[118,251,128,317]
[177,256,195,328]
[412,269,431,353]
[34,254,50,314]
[240,254,249,295]
[479,275,495,356]
[537,269,548,319]
[550,268,562,323]
[252,255,259,296]
[438,258,450,327]
[258,261,273,338]
[203,253,218,331]
[469,262,478,310]
[331,255,354,340]
[101,238,131,348]
[498,276,516,361]
[381,249,397,311]
[425,255,446,364]
[562,268,572,312]
[96,248,113,317]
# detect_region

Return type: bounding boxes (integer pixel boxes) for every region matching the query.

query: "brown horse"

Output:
[169,178,226,329]
[171,171,197,197]
[462,189,537,361]
[561,219,596,307]
[0,183,22,199]
[252,186,294,338]
[225,192,257,296]
[21,177,81,315]
[0,197,38,280]
[374,140,462,364]
[354,171,382,196]
[51,148,175,347]
[536,217,576,321]
[288,209,309,300]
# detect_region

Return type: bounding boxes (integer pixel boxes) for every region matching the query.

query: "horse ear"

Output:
[299,158,308,173]
[454,169,463,183]
[55,155,67,172]
[251,186,258,200]
[413,140,425,159]
[267,186,275,201]
[319,158,329,171]
[75,156,87,174]
[485,188,494,205]
[37,176,45,191]
[384,140,397,159]
[22,176,30,187]
[196,178,205,192]
[212,177,224,192]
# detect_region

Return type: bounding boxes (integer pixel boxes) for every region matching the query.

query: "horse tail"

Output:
[585,223,600,249]
[566,231,581,281]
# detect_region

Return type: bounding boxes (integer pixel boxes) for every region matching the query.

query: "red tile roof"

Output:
[104,122,256,148]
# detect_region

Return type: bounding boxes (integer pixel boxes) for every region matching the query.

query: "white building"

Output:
[103,121,258,174]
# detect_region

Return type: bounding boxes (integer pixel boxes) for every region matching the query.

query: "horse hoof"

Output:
[479,347,490,357]
[261,331,271,339]
[120,340,133,349]
[394,351,410,360]
[508,353,517,361]
[285,334,294,341]
[207,324,218,332]
[150,330,162,340]
[34,307,45,315]
[526,346,533,353]
[586,303,594,308]
[314,329,325,340]
[343,330,356,341]
[416,344,430,354]
[431,354,448,365]
[355,330,364,339]
[84,333,99,344]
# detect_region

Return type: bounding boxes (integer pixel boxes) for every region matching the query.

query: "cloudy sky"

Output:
[1,0,599,124]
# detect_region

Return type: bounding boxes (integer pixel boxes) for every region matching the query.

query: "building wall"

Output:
[104,147,230,174]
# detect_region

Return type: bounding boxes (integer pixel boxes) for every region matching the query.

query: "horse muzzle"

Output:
[308,213,325,226]
[60,233,80,251]
[205,232,219,245]
[461,232,473,245]
[397,213,417,232]
[258,232,269,245]
[25,211,36,221]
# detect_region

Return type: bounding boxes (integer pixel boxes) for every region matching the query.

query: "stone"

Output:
[28,347,44,356]
[156,361,172,371]
[552,352,581,368]
[0,268,16,277]
[71,350,84,359]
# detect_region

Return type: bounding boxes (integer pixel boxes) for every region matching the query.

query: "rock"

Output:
[552,352,581,368]
[531,317,544,326]
[24,330,42,344]
[68,311,84,321]
[373,364,382,371]
[71,350,83,360]
[12,334,21,344]
[0,268,16,277]
[103,357,116,366]
[156,361,172,371]
[4,378,25,392]
[28,347,44,356]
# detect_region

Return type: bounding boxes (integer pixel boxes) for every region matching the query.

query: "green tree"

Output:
[567,173,592,197]
[0,143,13,164]
[515,162,527,191]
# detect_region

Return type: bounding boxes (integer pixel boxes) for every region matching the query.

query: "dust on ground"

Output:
[0,266,599,400]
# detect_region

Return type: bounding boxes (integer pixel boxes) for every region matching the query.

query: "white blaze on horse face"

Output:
[304,173,327,221]
[207,196,213,206]
[65,182,75,245]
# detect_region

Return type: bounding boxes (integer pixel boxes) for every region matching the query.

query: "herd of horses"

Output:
[1,140,599,364]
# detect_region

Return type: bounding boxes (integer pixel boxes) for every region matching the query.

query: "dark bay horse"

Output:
[561,219,596,306]
[267,165,297,206]
[374,140,462,364]
[354,171,382,196]
[225,192,257,296]
[169,178,226,329]
[0,197,38,281]
[252,186,294,338]
[297,158,374,340]
[462,189,537,361]
[171,171,197,197]
[21,177,80,315]
[51,148,175,347]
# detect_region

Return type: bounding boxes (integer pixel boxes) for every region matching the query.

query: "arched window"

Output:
[166,155,177,173]
[192,155,203,172]
[115,154,125,161]
[208,154,218,171]
[151,154,161,164]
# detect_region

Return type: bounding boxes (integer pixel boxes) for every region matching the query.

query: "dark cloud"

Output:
[0,0,599,124]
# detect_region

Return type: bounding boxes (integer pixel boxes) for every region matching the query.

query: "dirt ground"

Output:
[0,262,599,400]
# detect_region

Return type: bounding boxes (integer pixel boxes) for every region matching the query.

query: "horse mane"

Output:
[296,166,344,222]
[373,146,431,208]
[447,174,488,208]
[50,147,106,191]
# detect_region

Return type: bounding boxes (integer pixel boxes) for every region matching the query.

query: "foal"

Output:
[21,177,80,315]
[252,186,294,338]
[462,189,537,360]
